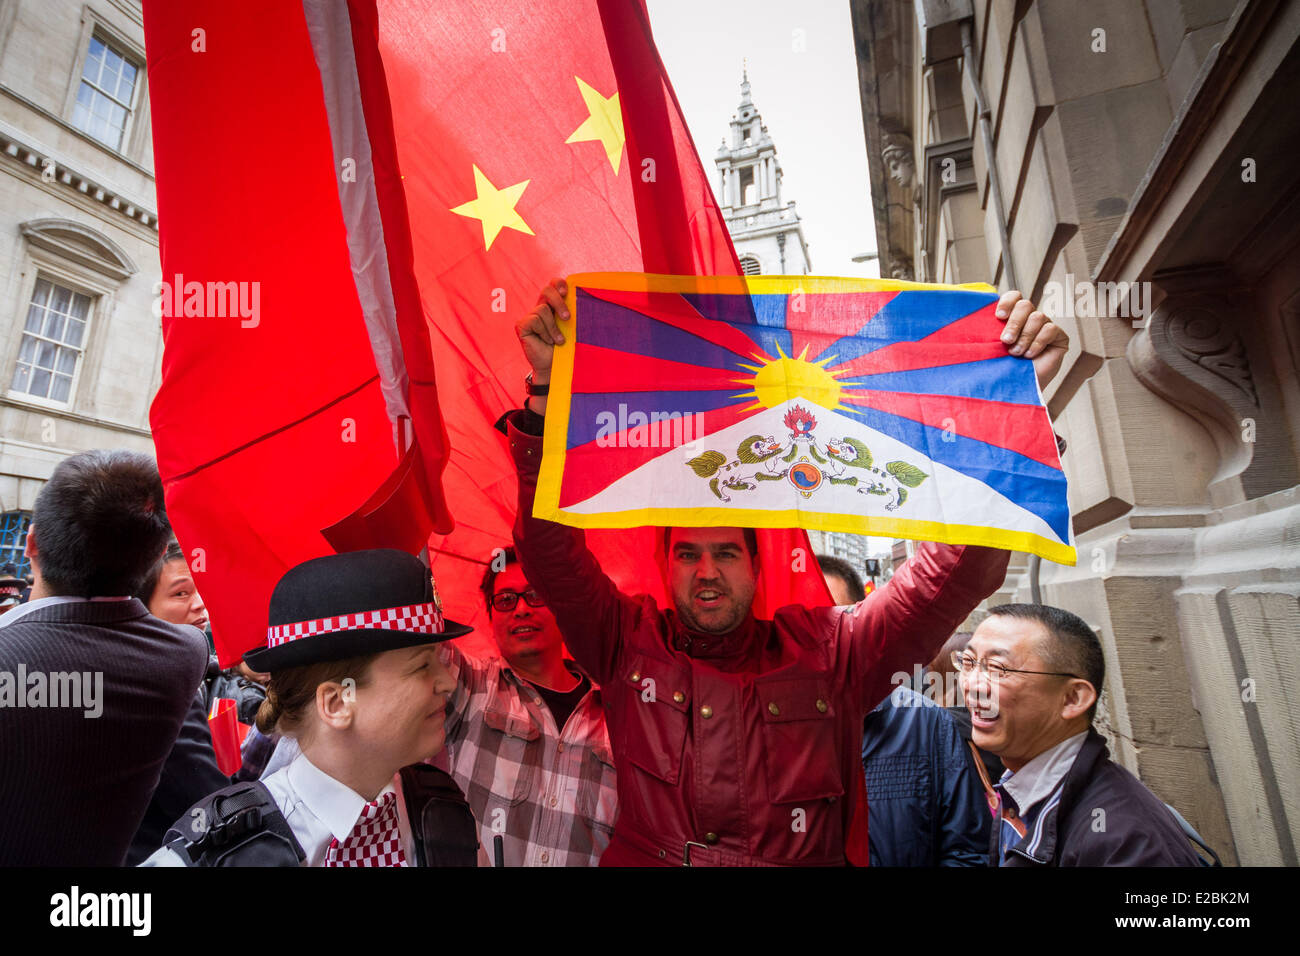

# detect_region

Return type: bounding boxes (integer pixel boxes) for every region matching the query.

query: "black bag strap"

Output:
[163,781,305,867]
[399,763,480,867]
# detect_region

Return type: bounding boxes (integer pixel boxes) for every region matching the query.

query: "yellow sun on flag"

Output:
[733,344,847,413]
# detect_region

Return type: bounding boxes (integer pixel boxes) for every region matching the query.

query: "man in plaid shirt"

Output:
[438,547,616,866]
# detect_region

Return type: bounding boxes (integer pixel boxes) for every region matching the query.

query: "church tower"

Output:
[714,68,811,275]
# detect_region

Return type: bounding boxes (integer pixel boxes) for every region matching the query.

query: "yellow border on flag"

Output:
[534,273,1076,566]
[557,271,997,297]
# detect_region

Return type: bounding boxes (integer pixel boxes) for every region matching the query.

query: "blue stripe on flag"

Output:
[822,290,994,365]
[834,402,1071,542]
[837,355,1040,406]
[576,290,754,370]
[682,293,793,362]
[565,389,747,449]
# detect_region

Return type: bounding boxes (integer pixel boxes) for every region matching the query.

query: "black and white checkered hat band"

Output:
[266,601,445,649]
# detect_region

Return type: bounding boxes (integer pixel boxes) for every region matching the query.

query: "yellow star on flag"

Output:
[565,77,625,174]
[450,164,534,251]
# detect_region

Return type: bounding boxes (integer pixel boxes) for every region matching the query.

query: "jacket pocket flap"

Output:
[620,653,690,785]
[624,654,691,713]
[756,678,834,723]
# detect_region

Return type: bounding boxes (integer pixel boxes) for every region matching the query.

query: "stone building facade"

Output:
[852,0,1300,865]
[0,0,159,573]
[714,70,811,276]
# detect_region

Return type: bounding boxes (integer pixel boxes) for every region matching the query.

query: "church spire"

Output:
[713,64,811,275]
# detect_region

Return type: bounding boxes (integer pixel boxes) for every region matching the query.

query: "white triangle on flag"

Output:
[561,398,1066,546]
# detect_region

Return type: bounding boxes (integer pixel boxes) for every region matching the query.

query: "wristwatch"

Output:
[525,372,550,397]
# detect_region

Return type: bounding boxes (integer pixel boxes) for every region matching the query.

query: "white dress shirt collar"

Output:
[264,736,491,867]
[999,730,1088,817]
[285,749,396,845]
[265,747,405,865]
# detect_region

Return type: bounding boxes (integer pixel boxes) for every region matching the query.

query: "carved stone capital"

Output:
[1166,305,1259,406]
[1128,292,1258,492]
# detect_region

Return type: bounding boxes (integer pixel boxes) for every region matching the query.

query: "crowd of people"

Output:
[0,282,1213,867]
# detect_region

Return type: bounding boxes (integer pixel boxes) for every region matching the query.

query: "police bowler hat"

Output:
[243,549,471,672]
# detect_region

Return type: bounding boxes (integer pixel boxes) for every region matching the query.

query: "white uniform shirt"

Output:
[140,747,413,866]
[266,749,416,866]
[141,743,490,866]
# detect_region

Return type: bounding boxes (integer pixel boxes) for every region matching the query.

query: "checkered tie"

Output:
[324,791,408,867]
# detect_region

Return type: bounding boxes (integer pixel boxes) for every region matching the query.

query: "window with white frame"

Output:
[10,278,92,404]
[71,34,139,150]
[0,512,31,579]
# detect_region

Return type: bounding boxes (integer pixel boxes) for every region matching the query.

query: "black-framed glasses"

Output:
[952,651,1081,682]
[491,588,546,612]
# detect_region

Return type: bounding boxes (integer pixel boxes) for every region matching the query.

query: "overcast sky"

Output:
[647,0,882,279]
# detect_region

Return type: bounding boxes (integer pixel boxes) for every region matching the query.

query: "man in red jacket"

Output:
[505,279,1068,866]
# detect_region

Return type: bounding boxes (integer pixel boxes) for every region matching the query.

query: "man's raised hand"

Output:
[515,278,569,387]
[995,290,1069,389]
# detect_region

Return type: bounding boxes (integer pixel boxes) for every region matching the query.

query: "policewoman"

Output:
[143,549,481,867]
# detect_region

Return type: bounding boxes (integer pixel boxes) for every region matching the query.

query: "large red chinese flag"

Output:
[146,0,856,859]
[145,0,831,666]
[144,0,454,665]
[372,0,833,654]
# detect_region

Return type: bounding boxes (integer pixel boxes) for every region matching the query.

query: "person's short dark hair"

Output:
[134,539,186,604]
[929,631,974,673]
[663,527,759,559]
[987,604,1104,721]
[815,554,866,603]
[32,450,170,598]
[479,546,518,614]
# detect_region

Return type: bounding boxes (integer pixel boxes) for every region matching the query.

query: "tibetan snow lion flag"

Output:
[536,273,1077,565]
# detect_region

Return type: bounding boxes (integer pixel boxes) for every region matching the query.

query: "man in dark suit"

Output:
[0,450,208,866]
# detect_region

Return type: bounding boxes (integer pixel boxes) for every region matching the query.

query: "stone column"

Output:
[1024,272,1300,866]
[1123,282,1300,865]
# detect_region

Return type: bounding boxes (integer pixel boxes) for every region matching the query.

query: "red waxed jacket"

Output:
[508,415,1010,866]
